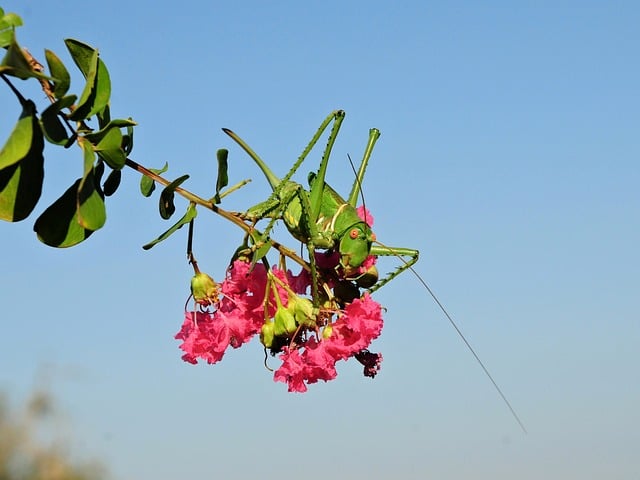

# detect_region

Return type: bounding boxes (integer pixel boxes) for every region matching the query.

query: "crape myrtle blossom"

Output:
[274,293,384,392]
[175,205,386,392]
[176,261,299,364]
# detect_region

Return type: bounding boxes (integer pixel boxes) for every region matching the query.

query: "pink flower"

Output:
[175,260,271,364]
[273,293,384,392]
[177,258,386,392]
[287,267,311,295]
[357,205,374,227]
[324,293,384,360]
[273,347,308,393]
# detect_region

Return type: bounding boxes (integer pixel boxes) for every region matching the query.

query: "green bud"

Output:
[322,324,333,339]
[274,307,297,336]
[260,321,275,348]
[190,272,219,306]
[293,297,315,328]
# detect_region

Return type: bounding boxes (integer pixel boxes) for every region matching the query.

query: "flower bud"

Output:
[260,321,275,348]
[274,307,297,336]
[322,324,333,339]
[293,297,315,328]
[190,272,219,306]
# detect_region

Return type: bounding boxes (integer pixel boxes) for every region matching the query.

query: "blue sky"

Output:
[1,1,638,479]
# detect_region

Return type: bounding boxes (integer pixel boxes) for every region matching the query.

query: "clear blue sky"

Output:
[1,1,638,479]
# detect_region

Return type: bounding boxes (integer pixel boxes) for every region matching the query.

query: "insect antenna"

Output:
[374,239,527,434]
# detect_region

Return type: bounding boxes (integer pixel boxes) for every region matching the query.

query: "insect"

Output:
[223,110,527,432]
[222,110,418,297]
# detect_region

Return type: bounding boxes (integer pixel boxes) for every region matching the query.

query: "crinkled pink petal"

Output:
[301,336,338,383]
[175,311,229,364]
[323,293,384,360]
[357,205,374,227]
[273,338,338,392]
[287,268,311,294]
[274,347,308,393]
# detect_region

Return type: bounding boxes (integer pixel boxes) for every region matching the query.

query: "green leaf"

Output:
[83,118,137,144]
[0,101,44,221]
[68,57,111,121]
[0,10,23,49]
[94,127,125,170]
[65,40,111,121]
[40,95,76,145]
[140,162,168,197]
[64,39,96,77]
[214,148,229,204]
[83,119,136,170]
[143,204,197,250]
[97,104,111,129]
[33,179,94,247]
[0,113,44,222]
[94,159,105,185]
[103,169,121,196]
[0,100,37,170]
[44,49,71,99]
[0,36,50,80]
[123,123,134,155]
[159,174,189,220]
[77,138,106,230]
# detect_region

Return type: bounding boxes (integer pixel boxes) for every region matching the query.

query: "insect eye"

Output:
[349,228,359,239]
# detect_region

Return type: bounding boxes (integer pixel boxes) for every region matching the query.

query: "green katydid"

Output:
[223,110,527,433]
[222,110,419,295]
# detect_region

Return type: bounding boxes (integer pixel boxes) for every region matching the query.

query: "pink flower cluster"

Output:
[175,255,385,392]
[274,293,383,392]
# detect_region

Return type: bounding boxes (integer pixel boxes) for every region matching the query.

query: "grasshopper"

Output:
[222,110,418,298]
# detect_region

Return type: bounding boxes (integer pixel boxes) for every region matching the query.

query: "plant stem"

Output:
[124,158,310,271]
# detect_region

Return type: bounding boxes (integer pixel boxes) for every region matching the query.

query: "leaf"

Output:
[76,138,106,230]
[64,39,96,77]
[94,127,125,170]
[0,10,23,49]
[140,162,168,197]
[40,95,76,145]
[159,174,189,220]
[44,49,71,99]
[83,118,137,144]
[214,148,229,204]
[97,104,111,129]
[0,100,37,170]
[68,57,111,121]
[103,169,121,196]
[0,100,44,222]
[0,36,50,80]
[33,179,94,247]
[122,127,134,155]
[65,39,111,121]
[143,204,197,250]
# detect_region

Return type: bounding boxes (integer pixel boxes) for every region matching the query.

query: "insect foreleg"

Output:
[367,244,419,293]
